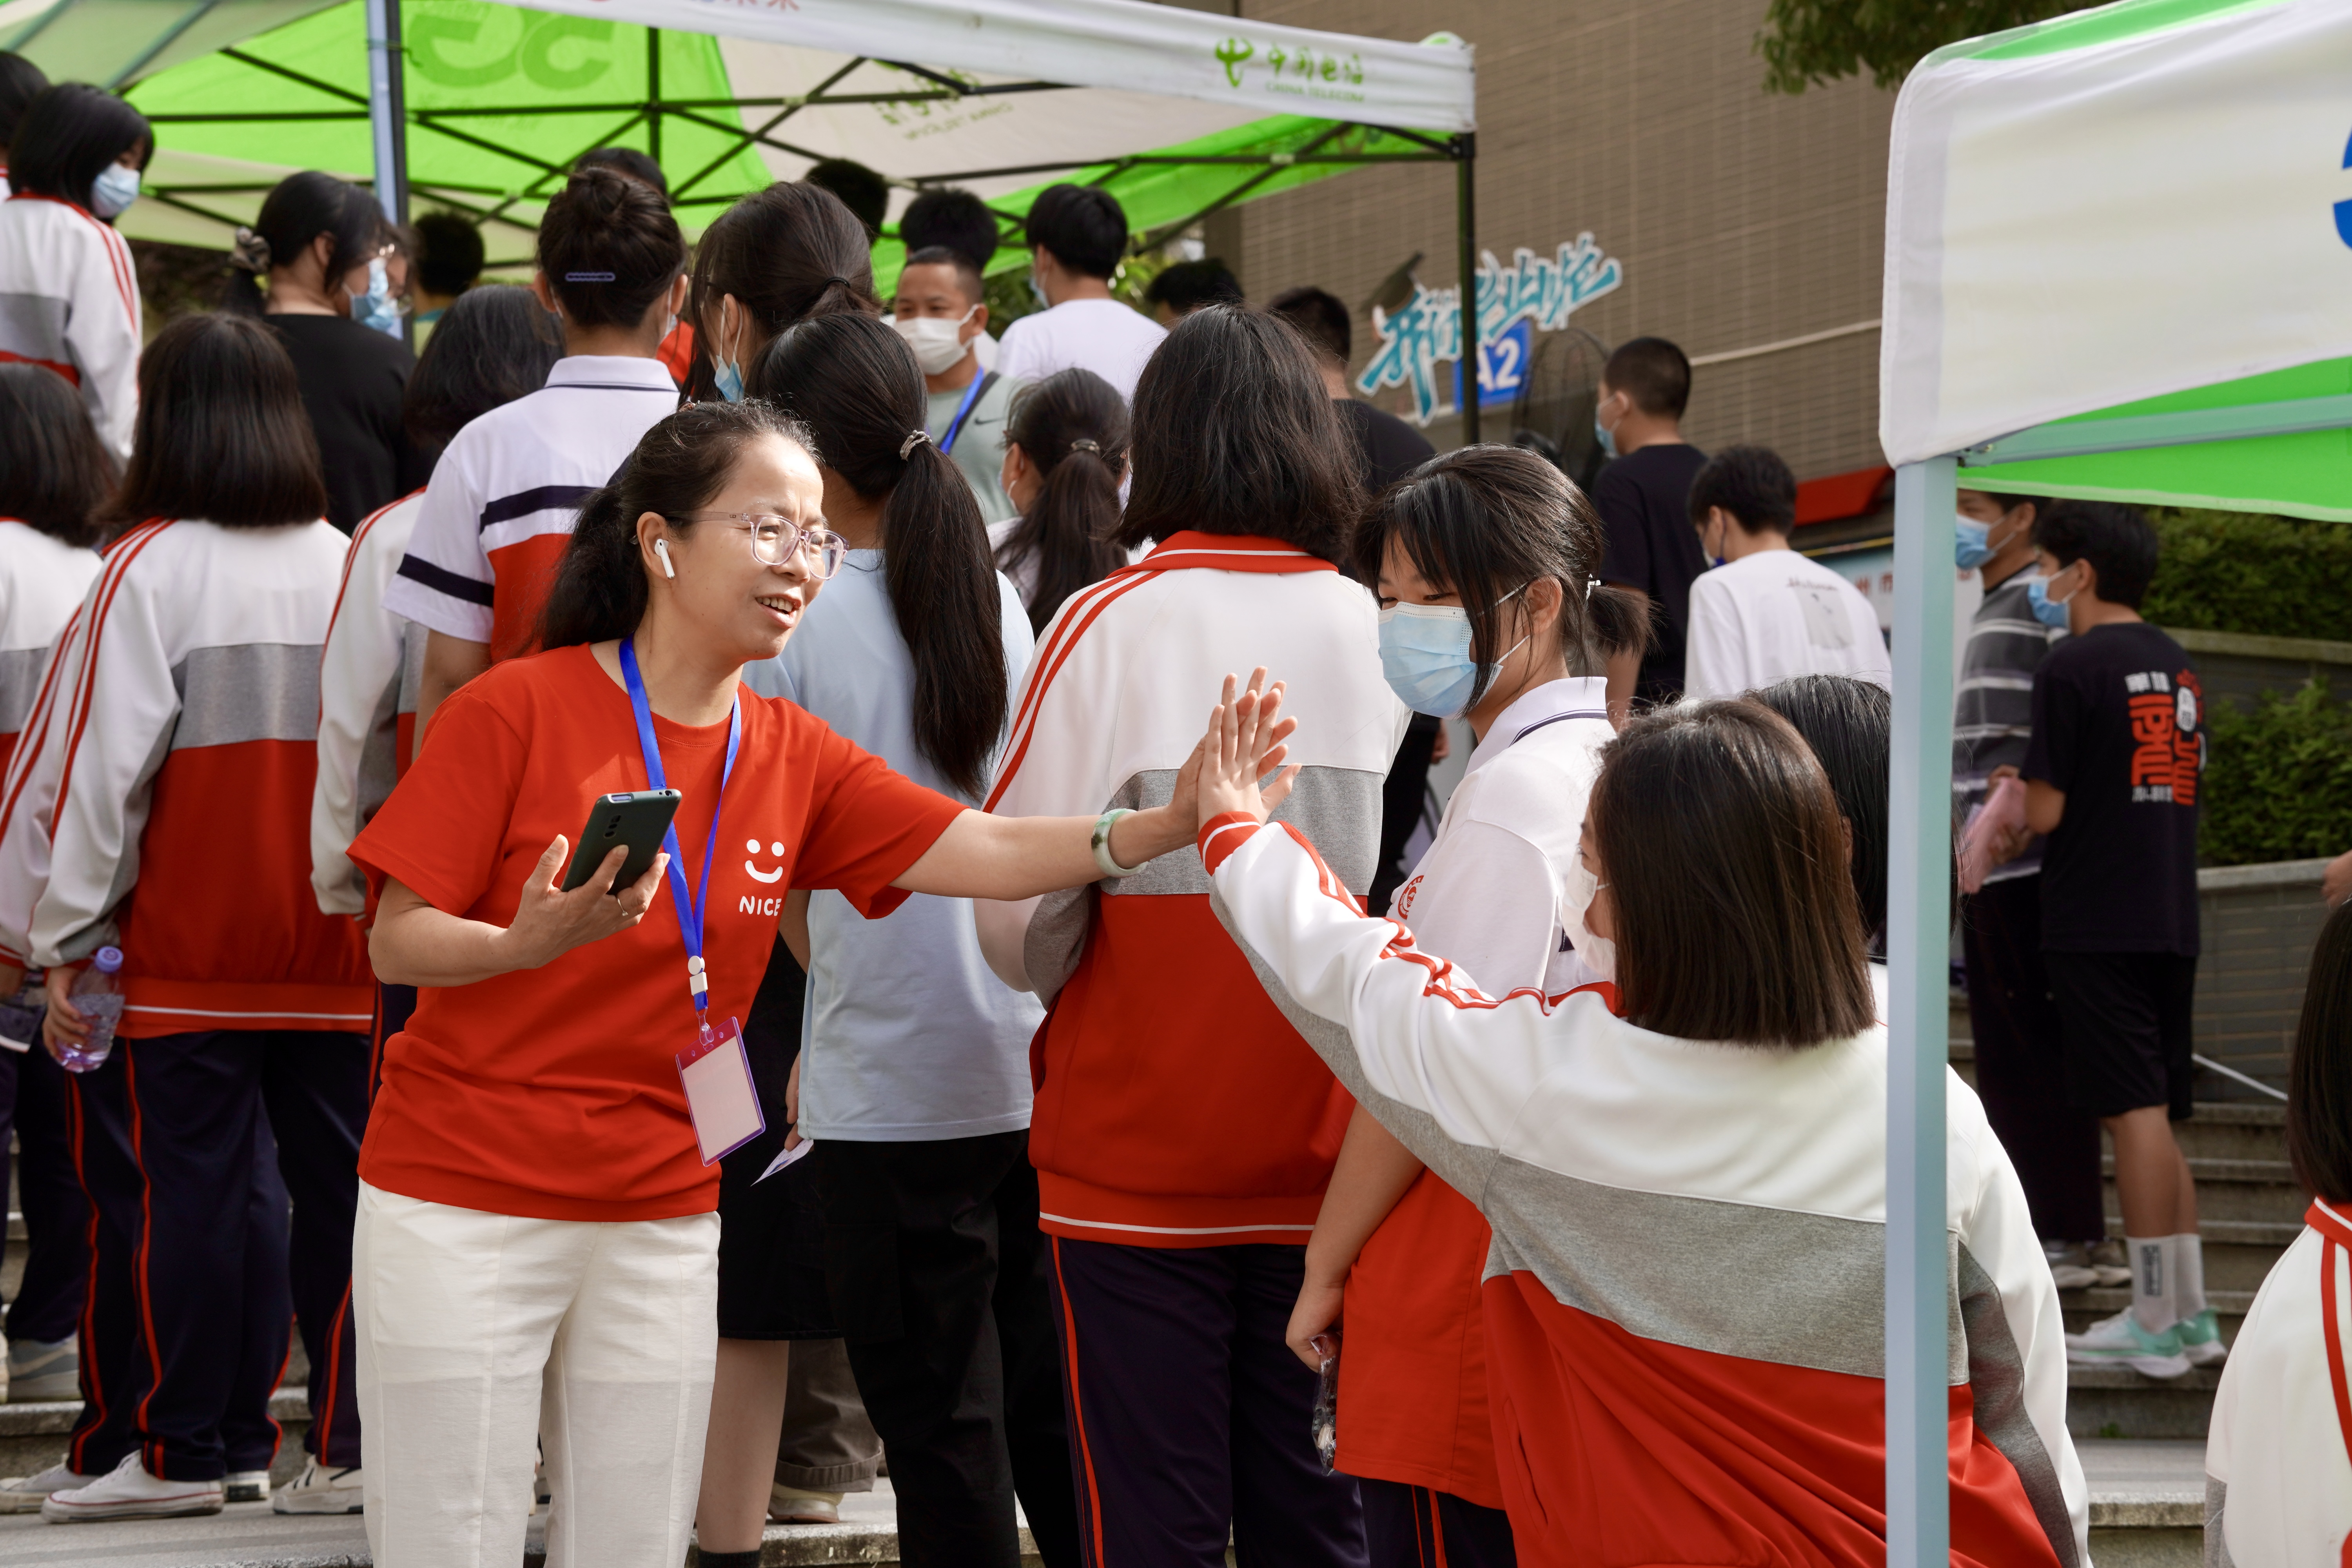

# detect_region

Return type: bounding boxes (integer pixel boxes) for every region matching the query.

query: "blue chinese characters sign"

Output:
[1359,237,1625,425]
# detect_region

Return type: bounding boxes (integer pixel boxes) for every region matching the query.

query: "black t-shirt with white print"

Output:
[2022,622,2204,955]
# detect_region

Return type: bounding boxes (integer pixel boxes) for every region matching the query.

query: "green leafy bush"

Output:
[2145,510,2352,643]
[2201,680,2352,867]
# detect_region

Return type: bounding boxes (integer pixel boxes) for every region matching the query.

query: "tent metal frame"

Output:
[133,0,1489,437]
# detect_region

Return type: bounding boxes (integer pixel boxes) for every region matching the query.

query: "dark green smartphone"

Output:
[561,790,681,893]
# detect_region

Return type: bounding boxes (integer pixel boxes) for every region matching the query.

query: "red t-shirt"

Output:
[348,643,966,1221]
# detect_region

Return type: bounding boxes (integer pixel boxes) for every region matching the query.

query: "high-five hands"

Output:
[1197,668,1302,831]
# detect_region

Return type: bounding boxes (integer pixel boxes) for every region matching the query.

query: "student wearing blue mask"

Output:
[222,171,430,535]
[1590,338,1706,720]
[1949,488,2110,1294]
[683,181,877,407]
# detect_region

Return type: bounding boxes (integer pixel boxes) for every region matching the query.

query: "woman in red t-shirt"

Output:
[347,401,1245,1568]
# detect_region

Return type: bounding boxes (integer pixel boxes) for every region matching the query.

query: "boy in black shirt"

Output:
[1592,337,1708,718]
[2009,500,2216,1379]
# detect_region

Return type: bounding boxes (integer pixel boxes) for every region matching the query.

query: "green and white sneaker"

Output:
[2065,1308,2190,1379]
[2175,1307,2229,1368]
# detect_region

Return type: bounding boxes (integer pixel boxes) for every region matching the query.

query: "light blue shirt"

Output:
[746,550,1042,1141]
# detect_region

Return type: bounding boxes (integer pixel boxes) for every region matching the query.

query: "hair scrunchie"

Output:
[231,226,272,274]
[899,427,933,460]
[1068,439,1101,455]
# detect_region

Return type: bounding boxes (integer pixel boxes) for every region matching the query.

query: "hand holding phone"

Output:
[562,791,682,894]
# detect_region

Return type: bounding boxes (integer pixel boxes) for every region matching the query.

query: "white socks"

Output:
[2128,1235,2175,1334]
[2169,1232,2207,1319]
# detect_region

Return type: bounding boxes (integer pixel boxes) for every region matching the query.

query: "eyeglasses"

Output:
[666,513,848,579]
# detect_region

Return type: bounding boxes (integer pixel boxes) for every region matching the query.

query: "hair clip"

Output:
[899,428,933,459]
[231,226,272,274]
[1585,576,1600,602]
[565,271,616,283]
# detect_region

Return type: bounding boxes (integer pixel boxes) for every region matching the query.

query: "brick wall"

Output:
[1227,0,1897,478]
[2195,860,2329,1098]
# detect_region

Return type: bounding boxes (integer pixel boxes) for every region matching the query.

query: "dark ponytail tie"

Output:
[1069,439,1100,455]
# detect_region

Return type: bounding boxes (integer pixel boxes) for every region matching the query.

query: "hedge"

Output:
[2145,510,2352,644]
[2201,678,2352,867]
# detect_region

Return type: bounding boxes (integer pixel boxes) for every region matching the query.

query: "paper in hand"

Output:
[756,1136,814,1184]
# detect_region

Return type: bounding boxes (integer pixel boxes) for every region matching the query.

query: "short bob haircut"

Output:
[403,284,564,454]
[1119,305,1363,561]
[2289,897,2352,1205]
[9,83,151,208]
[0,363,115,548]
[1589,699,1875,1047]
[2033,499,2159,609]
[1751,674,1891,945]
[1353,444,1649,710]
[105,313,328,529]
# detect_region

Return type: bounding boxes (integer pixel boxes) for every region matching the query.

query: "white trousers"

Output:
[352,1182,720,1568]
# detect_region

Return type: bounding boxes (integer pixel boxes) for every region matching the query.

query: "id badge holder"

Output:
[676,1016,765,1165]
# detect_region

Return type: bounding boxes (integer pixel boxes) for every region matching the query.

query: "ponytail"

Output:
[685,182,880,402]
[998,368,1128,633]
[539,401,814,650]
[748,312,1007,798]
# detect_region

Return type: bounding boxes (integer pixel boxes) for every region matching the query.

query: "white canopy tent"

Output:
[1878,0,2352,1558]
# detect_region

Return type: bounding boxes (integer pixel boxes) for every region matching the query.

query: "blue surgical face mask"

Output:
[350,257,404,338]
[713,358,745,403]
[1593,410,1619,461]
[1954,515,1995,570]
[1028,270,1050,309]
[2025,570,2076,630]
[1377,589,1528,718]
[89,163,141,219]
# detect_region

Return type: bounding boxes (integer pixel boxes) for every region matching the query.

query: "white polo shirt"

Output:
[995,299,1166,405]
[1682,547,1893,701]
[1390,676,1614,997]
[382,356,677,661]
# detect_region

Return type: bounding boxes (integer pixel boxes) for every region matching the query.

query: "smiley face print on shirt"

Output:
[745,840,786,883]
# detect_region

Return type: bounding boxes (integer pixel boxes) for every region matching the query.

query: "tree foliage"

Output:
[2201,680,2352,867]
[1756,0,2081,93]
[2143,510,2352,646]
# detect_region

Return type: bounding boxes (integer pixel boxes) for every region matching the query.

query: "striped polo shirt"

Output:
[1953,570,2064,882]
[382,356,678,662]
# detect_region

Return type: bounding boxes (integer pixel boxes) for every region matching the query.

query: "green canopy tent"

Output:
[1878,0,2352,1557]
[9,0,1492,429]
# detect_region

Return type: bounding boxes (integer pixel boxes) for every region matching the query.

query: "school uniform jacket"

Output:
[0,521,103,777]
[0,518,372,1036]
[976,532,1406,1246]
[312,490,426,916]
[0,195,141,459]
[1200,814,2089,1568]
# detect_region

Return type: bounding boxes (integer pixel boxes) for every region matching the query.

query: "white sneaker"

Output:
[0,1463,94,1514]
[2043,1242,2099,1291]
[769,1483,843,1524]
[271,1459,363,1515]
[5,1337,78,1403]
[2065,1308,2191,1379]
[2089,1238,2135,1289]
[225,1468,270,1503]
[41,1453,224,1522]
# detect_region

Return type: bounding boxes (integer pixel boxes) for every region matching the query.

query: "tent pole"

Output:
[1886,456,1955,1568]
[647,28,662,166]
[1455,132,1479,446]
[364,0,407,227]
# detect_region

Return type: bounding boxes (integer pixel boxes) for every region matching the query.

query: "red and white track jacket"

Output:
[0,519,372,1035]
[0,195,140,459]
[312,490,425,915]
[976,532,1406,1246]
[0,521,102,778]
[1201,815,2090,1568]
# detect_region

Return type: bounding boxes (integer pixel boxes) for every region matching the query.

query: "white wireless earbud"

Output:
[655,538,676,579]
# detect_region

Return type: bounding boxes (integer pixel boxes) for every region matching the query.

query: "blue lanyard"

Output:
[937,370,986,456]
[619,636,740,1025]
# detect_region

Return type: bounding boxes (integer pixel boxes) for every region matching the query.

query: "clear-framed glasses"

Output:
[666,513,847,579]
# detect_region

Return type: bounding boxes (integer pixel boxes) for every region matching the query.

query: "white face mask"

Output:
[1561,846,1615,982]
[893,307,976,376]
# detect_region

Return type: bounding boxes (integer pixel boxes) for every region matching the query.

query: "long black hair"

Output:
[1120,305,1364,561]
[686,181,878,401]
[0,363,114,547]
[750,312,1009,799]
[2291,898,2352,1205]
[1750,675,1891,948]
[221,170,385,313]
[403,285,564,458]
[1352,444,1650,710]
[539,401,814,650]
[997,368,1127,634]
[9,83,150,211]
[105,314,327,529]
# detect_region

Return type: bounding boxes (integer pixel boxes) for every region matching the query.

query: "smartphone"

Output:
[561,790,681,893]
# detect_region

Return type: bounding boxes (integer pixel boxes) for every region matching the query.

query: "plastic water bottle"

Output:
[59,947,124,1074]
